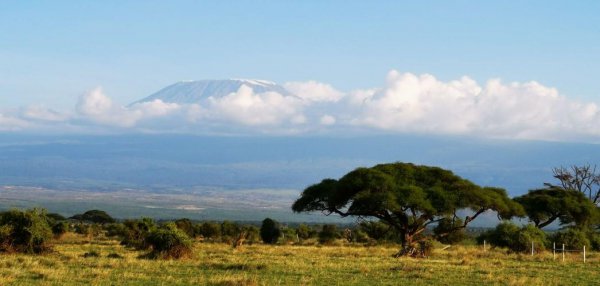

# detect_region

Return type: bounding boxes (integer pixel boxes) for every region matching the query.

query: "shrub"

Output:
[260,218,281,244]
[514,224,547,252]
[196,222,221,241]
[296,224,317,241]
[120,218,156,250]
[220,220,240,243]
[552,228,591,250]
[0,208,53,254]
[52,221,69,238]
[174,218,195,237]
[318,224,340,244]
[145,223,193,259]
[478,222,547,253]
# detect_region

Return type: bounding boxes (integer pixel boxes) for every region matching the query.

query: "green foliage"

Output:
[52,221,69,237]
[70,210,116,224]
[296,224,317,241]
[434,218,466,244]
[242,225,261,244]
[260,218,281,244]
[74,223,102,237]
[196,222,221,241]
[514,187,599,228]
[551,228,591,249]
[145,223,193,259]
[359,220,397,242]
[120,218,157,250]
[318,224,340,244]
[220,220,240,242]
[46,213,66,223]
[478,222,547,253]
[0,208,53,253]
[292,162,522,254]
[174,218,195,237]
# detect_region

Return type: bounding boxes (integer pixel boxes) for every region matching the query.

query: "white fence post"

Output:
[583,245,586,263]
[531,241,534,256]
[483,240,486,252]
[562,244,565,262]
[553,242,555,260]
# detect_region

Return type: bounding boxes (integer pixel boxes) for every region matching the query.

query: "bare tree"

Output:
[545,164,600,205]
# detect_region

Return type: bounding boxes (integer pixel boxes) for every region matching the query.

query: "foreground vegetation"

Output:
[0,233,598,285]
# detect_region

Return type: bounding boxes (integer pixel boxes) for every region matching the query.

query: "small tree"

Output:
[260,218,282,244]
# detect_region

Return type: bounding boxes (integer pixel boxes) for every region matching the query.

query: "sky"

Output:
[1,1,600,141]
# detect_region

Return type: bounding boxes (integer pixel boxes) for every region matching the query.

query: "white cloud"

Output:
[284,81,344,102]
[4,71,600,141]
[347,70,600,140]
[206,85,305,126]
[0,112,30,131]
[320,115,336,125]
[20,106,70,122]
[76,87,180,128]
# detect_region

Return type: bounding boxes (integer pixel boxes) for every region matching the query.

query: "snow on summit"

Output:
[132,79,291,105]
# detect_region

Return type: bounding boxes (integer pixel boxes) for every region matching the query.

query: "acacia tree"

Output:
[547,164,600,205]
[292,162,522,257]
[514,187,599,229]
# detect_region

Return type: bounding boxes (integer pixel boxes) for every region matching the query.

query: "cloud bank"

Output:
[2,70,600,141]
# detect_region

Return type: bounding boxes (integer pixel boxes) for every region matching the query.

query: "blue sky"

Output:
[1,1,600,142]
[2,1,599,109]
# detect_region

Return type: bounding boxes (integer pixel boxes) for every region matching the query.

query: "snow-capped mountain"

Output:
[132,79,292,105]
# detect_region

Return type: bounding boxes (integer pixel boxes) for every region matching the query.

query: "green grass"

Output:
[0,233,598,285]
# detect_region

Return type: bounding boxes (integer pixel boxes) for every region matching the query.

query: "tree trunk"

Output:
[393,233,424,258]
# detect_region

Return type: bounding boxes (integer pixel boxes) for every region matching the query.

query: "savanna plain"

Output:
[0,233,597,286]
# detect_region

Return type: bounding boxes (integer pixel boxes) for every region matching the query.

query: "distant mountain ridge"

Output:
[131,79,292,105]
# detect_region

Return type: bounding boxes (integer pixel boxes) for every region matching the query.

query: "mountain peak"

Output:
[132,79,290,105]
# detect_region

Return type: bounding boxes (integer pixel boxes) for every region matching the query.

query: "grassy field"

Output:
[0,233,598,285]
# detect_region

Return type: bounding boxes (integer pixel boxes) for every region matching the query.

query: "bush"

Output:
[174,218,195,237]
[260,218,281,244]
[220,221,240,243]
[318,224,340,244]
[552,228,591,250]
[296,224,317,241]
[589,232,600,251]
[478,222,547,253]
[120,218,156,250]
[0,208,53,254]
[70,210,115,224]
[514,224,547,252]
[434,218,466,244]
[52,221,69,238]
[145,223,193,259]
[196,222,221,241]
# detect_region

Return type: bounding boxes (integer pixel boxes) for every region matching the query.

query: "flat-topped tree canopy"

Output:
[292,162,523,256]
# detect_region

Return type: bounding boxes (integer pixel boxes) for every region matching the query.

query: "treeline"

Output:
[0,208,414,259]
